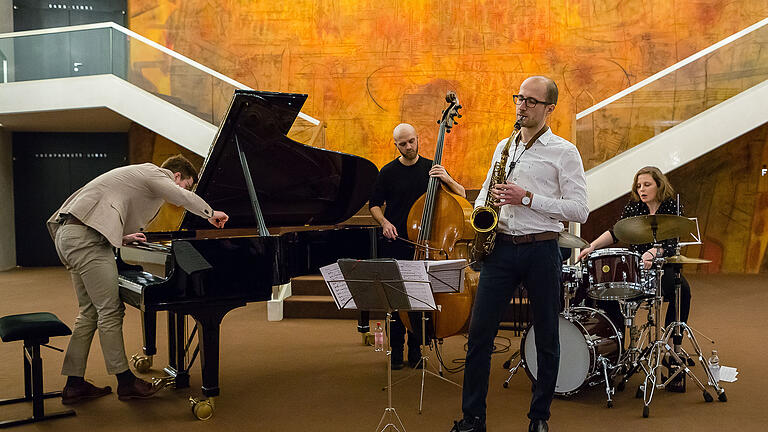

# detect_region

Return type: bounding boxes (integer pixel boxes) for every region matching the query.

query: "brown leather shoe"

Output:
[61,381,112,404]
[117,377,161,401]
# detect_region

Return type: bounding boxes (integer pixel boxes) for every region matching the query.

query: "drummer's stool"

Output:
[0,312,76,428]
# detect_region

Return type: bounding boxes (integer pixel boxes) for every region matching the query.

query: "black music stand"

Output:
[386,263,464,414]
[323,259,437,432]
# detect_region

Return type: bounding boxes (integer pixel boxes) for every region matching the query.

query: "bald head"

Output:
[392,123,419,163]
[522,76,558,105]
[393,123,417,141]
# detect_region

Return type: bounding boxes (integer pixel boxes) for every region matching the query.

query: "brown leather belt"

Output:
[497,231,558,244]
[62,215,85,226]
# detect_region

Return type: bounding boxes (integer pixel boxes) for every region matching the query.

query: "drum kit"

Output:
[504,214,728,417]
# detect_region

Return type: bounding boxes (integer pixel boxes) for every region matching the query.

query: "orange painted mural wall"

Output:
[126,1,768,272]
[127,1,767,183]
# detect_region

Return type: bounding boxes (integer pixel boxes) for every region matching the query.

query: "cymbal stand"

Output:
[636,237,718,418]
[385,313,461,414]
[660,262,727,401]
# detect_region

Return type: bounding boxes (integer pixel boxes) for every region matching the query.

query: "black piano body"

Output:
[117,90,381,400]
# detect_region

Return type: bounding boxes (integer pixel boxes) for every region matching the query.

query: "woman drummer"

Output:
[577,166,691,330]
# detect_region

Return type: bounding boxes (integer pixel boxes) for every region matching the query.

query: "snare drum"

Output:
[586,248,644,300]
[521,307,622,395]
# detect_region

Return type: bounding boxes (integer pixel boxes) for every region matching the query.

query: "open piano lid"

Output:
[179,90,379,231]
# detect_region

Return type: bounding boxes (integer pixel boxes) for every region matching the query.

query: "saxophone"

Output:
[470,119,522,262]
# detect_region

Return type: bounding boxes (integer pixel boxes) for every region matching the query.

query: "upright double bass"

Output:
[402,92,479,339]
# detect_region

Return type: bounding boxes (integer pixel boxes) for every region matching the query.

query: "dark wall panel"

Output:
[13,132,127,267]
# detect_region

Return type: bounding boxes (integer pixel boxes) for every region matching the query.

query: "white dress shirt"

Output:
[474,128,589,235]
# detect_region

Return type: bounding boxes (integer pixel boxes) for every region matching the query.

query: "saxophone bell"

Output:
[470,206,498,233]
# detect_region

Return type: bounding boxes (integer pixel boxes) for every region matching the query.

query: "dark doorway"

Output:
[13,132,128,266]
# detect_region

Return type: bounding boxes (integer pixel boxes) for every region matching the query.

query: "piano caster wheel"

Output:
[362,332,374,346]
[190,397,215,421]
[131,354,153,374]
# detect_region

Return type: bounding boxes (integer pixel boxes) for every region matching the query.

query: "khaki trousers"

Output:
[55,224,129,376]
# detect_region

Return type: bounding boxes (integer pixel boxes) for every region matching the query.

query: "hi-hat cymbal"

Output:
[664,255,712,265]
[558,231,589,248]
[613,214,695,244]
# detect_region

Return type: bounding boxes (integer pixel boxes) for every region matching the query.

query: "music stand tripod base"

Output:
[385,312,462,414]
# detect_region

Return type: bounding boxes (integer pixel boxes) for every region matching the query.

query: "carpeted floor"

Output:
[0,267,765,431]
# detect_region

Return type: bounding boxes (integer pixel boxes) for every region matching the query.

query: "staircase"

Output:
[282,207,383,320]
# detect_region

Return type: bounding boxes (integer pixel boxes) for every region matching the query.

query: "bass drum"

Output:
[521,307,622,395]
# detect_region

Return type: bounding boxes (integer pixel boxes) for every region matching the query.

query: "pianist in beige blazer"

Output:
[47,155,229,404]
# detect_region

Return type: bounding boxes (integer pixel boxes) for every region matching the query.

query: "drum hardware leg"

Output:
[689,325,716,344]
[503,358,523,389]
[502,349,519,370]
[598,356,615,407]
[619,342,652,393]
[675,320,727,401]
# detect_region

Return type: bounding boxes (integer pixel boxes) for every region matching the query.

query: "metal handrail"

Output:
[576,16,768,120]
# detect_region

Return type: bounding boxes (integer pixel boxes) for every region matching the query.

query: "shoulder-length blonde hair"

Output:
[630,166,675,202]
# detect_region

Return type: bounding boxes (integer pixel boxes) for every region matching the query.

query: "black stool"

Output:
[0,312,76,428]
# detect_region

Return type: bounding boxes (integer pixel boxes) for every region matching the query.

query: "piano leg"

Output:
[141,310,157,356]
[164,311,191,389]
[130,310,156,374]
[191,305,238,399]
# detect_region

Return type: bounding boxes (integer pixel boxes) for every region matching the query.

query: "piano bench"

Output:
[0,312,76,428]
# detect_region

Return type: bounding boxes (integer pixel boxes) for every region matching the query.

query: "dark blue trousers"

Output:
[462,238,562,421]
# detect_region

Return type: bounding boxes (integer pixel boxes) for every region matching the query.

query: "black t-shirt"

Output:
[369,156,433,238]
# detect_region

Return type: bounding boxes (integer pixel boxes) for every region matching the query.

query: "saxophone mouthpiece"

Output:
[514,116,525,129]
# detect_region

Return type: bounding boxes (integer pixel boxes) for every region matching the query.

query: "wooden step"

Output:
[290,275,331,296]
[284,295,364,320]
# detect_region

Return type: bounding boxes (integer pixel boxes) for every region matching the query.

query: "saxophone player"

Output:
[449,76,588,432]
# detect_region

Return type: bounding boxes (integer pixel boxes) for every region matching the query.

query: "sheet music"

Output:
[718,366,738,383]
[395,260,437,311]
[425,259,466,293]
[319,263,356,310]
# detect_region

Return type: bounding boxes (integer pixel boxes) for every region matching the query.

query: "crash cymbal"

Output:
[664,255,712,265]
[613,214,695,244]
[558,231,589,248]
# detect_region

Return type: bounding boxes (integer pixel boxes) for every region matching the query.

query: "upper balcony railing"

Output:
[575,17,768,171]
[0,22,318,128]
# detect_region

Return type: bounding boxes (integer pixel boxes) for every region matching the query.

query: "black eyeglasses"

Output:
[512,94,553,108]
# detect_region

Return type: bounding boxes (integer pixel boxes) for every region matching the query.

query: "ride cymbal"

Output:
[613,214,695,244]
[664,255,712,265]
[558,231,589,248]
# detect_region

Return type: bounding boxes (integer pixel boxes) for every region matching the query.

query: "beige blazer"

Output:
[47,163,214,247]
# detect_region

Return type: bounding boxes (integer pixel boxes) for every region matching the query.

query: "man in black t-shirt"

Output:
[368,123,466,369]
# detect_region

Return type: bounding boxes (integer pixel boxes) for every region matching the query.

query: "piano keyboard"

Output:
[118,270,165,294]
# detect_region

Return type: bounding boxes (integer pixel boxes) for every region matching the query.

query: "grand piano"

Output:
[117,90,381,419]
